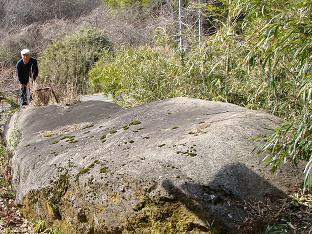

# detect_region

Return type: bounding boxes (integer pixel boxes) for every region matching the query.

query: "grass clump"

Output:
[32,219,61,234]
[100,134,107,143]
[42,131,55,138]
[75,160,100,181]
[0,144,7,161]
[60,135,77,143]
[7,128,22,151]
[129,120,141,126]
[122,120,142,131]
[33,220,47,233]
[82,123,94,129]
[100,166,109,174]
[0,143,10,192]
[109,129,117,134]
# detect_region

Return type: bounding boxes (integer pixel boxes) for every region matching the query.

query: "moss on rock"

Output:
[124,201,210,233]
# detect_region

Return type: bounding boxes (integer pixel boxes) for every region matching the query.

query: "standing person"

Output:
[16,49,38,105]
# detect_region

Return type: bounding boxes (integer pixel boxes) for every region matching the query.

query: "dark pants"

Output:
[20,83,28,105]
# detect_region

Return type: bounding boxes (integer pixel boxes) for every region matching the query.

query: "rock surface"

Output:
[6,97,303,233]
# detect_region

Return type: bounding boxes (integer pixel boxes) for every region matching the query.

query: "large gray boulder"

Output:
[7,97,303,233]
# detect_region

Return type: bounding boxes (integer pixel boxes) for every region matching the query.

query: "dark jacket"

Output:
[16,57,38,84]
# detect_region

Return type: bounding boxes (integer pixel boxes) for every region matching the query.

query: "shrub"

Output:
[89,46,184,106]
[89,27,302,111]
[39,27,112,102]
[7,128,22,151]
[0,144,7,165]
[0,46,19,66]
[244,0,312,190]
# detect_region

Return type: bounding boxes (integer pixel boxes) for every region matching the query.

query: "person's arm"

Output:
[16,61,23,83]
[31,59,39,81]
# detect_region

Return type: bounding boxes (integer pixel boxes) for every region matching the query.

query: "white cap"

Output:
[21,49,30,55]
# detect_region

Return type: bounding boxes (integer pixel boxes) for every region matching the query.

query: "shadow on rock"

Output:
[162,163,287,233]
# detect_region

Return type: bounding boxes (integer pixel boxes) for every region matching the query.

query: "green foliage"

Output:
[0,144,8,187]
[264,224,289,234]
[90,26,302,111]
[33,220,47,233]
[89,47,183,106]
[0,144,6,161]
[100,166,108,173]
[245,0,312,190]
[4,97,19,110]
[8,128,22,151]
[263,110,312,189]
[89,0,311,189]
[39,27,112,98]
[32,219,61,234]
[4,229,14,234]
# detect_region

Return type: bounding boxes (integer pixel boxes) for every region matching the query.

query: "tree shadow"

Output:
[162,163,287,233]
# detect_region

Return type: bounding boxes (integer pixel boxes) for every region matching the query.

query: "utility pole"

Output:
[178,0,183,50]
[198,0,202,44]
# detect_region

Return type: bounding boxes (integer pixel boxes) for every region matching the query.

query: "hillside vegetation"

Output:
[0,0,172,66]
[0,0,101,27]
[89,0,312,190]
[0,0,311,232]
